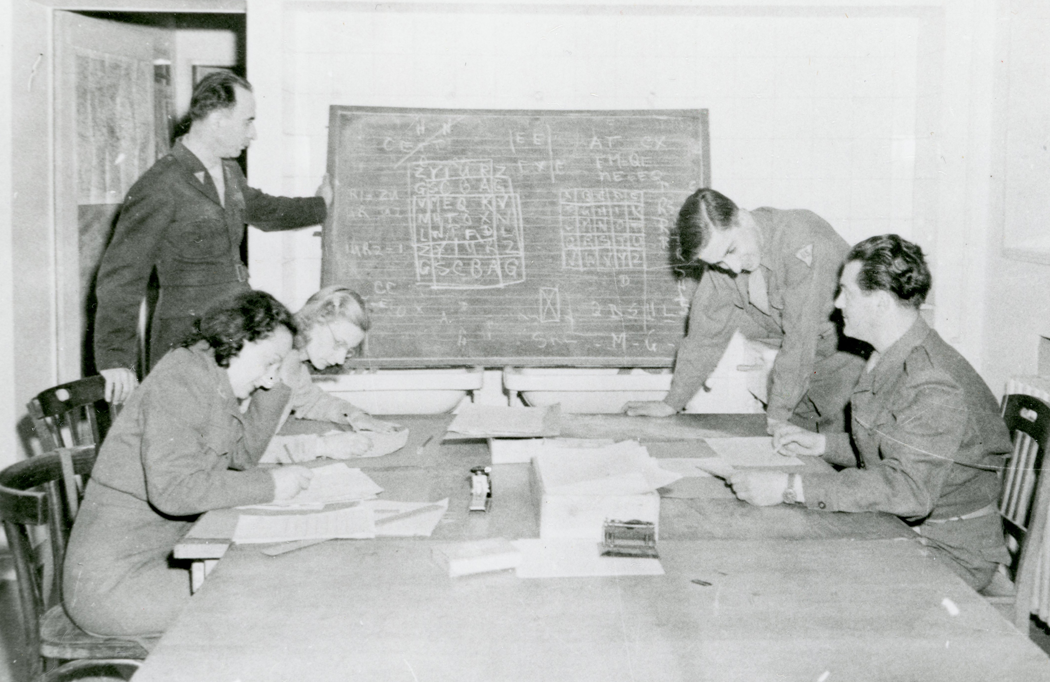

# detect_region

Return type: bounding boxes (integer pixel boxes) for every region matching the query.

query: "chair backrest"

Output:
[0,446,97,667]
[998,393,1050,628]
[27,376,119,453]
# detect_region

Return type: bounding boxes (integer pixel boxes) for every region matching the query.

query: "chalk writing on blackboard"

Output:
[322,106,710,368]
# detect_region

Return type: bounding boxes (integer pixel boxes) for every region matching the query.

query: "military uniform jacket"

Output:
[805,317,1011,525]
[85,344,286,514]
[665,208,850,422]
[93,142,327,372]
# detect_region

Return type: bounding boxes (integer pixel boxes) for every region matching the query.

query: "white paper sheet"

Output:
[513,538,664,578]
[489,437,618,464]
[705,437,804,468]
[449,404,557,437]
[657,458,715,478]
[232,506,375,544]
[240,464,384,510]
[535,441,682,496]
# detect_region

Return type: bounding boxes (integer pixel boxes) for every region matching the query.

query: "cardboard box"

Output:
[530,450,660,542]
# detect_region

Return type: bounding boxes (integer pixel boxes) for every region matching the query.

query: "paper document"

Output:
[260,428,409,464]
[535,440,682,496]
[433,538,522,577]
[360,498,449,537]
[513,539,664,579]
[233,506,375,544]
[705,437,804,468]
[490,437,616,464]
[657,458,717,478]
[448,404,560,437]
[240,464,384,510]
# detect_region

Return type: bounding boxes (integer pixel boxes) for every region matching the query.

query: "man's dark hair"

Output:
[182,290,297,368]
[845,234,931,309]
[676,188,739,262]
[188,71,253,123]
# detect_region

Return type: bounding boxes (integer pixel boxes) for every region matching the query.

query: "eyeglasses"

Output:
[326,322,358,357]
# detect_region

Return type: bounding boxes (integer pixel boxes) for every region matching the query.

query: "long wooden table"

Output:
[134,414,1050,681]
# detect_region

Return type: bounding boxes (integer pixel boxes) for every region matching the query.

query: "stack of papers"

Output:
[535,440,682,496]
[448,404,560,438]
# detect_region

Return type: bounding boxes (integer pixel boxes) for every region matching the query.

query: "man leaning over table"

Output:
[623,188,866,437]
[730,234,1011,591]
[93,70,332,404]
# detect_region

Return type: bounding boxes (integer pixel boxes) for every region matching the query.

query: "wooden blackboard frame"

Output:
[322,105,710,369]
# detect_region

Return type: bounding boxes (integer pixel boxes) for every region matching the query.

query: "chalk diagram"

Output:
[559,188,646,271]
[539,287,560,323]
[409,159,526,289]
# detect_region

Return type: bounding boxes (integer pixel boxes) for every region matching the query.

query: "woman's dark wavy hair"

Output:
[846,234,931,309]
[676,188,739,262]
[188,71,252,123]
[182,290,297,368]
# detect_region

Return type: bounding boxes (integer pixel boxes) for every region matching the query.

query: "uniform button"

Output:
[818,501,826,509]
[858,461,866,469]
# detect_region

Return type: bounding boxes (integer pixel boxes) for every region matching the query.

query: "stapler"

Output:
[468,466,492,512]
[601,519,658,558]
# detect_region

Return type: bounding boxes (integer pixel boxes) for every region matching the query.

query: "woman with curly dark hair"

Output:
[64,290,313,640]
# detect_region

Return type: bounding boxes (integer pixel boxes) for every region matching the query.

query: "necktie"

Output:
[748,268,771,315]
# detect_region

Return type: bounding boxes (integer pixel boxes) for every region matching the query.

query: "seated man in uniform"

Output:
[730,234,1011,591]
[624,188,865,435]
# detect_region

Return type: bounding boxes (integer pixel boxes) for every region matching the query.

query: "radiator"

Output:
[1004,376,1050,622]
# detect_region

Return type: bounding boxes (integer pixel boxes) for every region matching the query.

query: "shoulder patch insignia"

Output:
[795,244,813,267]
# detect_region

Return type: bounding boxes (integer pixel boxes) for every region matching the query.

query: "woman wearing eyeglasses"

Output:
[264,286,400,462]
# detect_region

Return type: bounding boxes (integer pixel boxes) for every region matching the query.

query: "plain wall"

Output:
[242,0,1006,387]
[981,0,1050,399]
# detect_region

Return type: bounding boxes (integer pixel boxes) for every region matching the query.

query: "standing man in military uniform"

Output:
[623,188,865,435]
[93,71,331,403]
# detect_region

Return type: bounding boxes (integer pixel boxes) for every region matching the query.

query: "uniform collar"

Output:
[866,315,931,395]
[187,341,243,420]
[171,141,224,206]
[749,209,773,273]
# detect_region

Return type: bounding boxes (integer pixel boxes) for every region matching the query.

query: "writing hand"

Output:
[100,367,138,405]
[271,465,314,502]
[622,400,676,418]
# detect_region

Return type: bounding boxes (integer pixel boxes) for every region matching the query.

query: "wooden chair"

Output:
[27,375,120,454]
[989,393,1050,632]
[0,446,148,681]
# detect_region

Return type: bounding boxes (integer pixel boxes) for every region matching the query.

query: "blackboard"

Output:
[321,106,709,368]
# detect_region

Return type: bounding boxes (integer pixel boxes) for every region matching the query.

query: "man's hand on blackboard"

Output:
[622,400,677,418]
[315,173,334,210]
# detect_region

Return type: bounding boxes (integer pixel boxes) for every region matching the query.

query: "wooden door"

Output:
[53,11,174,379]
